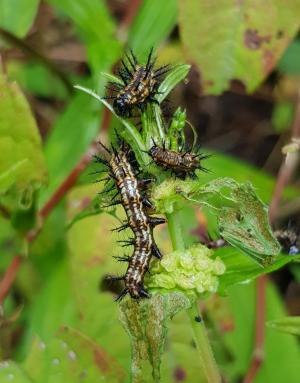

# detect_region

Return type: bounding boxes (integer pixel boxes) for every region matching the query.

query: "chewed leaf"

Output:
[119,293,192,382]
[153,177,281,266]
[267,316,300,336]
[218,183,281,266]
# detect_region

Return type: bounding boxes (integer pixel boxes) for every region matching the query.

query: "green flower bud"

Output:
[212,257,226,275]
[161,253,178,272]
[179,252,194,270]
[147,244,226,296]
[149,274,176,289]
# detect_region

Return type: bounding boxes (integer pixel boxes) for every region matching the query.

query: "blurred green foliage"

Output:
[0,0,300,382]
[0,0,39,38]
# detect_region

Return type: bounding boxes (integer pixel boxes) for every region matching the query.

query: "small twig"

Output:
[269,151,299,223]
[269,88,300,222]
[243,276,266,383]
[0,256,22,305]
[40,143,99,219]
[243,89,300,383]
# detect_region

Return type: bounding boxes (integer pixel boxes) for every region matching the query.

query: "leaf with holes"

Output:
[119,292,192,382]
[153,177,281,265]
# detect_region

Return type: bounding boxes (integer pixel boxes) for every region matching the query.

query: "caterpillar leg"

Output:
[116,288,129,302]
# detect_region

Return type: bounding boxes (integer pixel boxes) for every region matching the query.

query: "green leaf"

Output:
[221,281,300,382]
[128,0,177,56]
[272,101,295,133]
[278,39,300,74]
[100,72,123,85]
[0,69,47,201]
[0,0,39,38]
[156,64,190,103]
[267,316,300,336]
[41,92,100,202]
[22,327,127,383]
[0,361,33,383]
[66,184,131,369]
[178,1,300,94]
[218,182,281,266]
[7,61,68,100]
[119,292,192,382]
[19,260,77,348]
[217,246,299,293]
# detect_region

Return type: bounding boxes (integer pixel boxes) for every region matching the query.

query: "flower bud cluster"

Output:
[148,244,226,295]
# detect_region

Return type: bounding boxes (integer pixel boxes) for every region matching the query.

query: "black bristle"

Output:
[102,47,170,117]
[95,142,165,300]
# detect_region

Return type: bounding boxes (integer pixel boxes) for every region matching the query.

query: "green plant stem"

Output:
[165,205,185,251]
[166,205,221,383]
[187,303,221,383]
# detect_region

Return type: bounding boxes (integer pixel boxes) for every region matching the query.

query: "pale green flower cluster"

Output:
[148,244,226,295]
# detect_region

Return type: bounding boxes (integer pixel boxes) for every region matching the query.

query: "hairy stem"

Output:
[166,205,221,383]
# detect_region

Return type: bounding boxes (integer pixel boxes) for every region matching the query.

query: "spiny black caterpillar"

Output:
[95,142,165,300]
[148,139,209,179]
[102,48,170,117]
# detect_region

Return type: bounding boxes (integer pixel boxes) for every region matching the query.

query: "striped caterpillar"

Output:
[148,140,209,179]
[102,48,170,117]
[95,143,165,300]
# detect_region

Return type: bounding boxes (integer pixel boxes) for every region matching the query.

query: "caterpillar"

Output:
[95,143,165,300]
[102,48,170,117]
[148,140,209,179]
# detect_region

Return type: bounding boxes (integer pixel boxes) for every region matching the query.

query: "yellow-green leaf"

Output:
[178,0,300,94]
[0,0,39,38]
[0,68,47,200]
